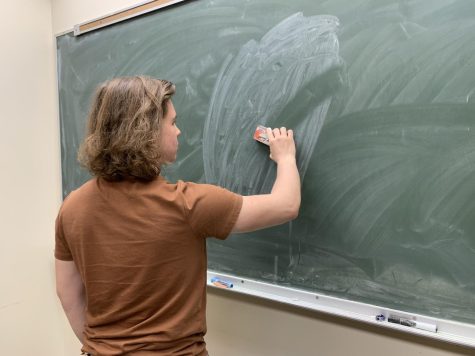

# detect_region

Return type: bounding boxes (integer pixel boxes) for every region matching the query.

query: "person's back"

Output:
[57,177,241,355]
[55,76,300,355]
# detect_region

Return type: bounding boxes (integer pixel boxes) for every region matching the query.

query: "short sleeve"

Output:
[181,183,243,239]
[54,207,73,261]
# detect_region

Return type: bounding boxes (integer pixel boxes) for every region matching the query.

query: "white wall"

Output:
[0,0,64,354]
[0,0,467,354]
[51,0,140,34]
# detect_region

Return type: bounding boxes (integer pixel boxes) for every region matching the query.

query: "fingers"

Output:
[266,127,292,138]
[265,126,296,163]
[266,127,273,139]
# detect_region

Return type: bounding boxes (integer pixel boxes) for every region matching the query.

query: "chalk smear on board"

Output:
[203,13,345,195]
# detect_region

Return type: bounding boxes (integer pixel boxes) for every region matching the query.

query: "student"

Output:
[55,76,300,355]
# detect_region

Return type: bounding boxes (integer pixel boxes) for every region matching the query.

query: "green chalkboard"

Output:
[57,0,475,326]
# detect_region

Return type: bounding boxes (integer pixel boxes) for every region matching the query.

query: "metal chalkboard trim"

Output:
[207,270,475,349]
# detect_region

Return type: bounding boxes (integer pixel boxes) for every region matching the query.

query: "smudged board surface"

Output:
[57,0,475,325]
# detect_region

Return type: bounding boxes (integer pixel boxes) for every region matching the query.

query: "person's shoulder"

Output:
[176,180,224,194]
[157,177,212,191]
[152,176,238,201]
[61,178,98,210]
[176,181,242,204]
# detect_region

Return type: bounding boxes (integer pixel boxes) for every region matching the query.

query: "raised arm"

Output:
[232,127,301,233]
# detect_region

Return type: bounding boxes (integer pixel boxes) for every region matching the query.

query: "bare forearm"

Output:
[271,157,301,217]
[231,126,300,233]
[232,158,300,232]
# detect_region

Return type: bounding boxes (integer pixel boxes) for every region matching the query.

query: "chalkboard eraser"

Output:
[254,125,270,146]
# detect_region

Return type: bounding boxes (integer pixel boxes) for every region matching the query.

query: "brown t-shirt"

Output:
[55,176,242,355]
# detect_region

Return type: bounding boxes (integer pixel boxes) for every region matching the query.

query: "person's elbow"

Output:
[55,260,85,309]
[288,204,300,221]
[282,198,300,222]
[56,284,84,315]
[271,194,300,223]
[56,285,70,308]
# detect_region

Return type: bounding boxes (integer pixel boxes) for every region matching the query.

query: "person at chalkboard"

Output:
[54,76,300,355]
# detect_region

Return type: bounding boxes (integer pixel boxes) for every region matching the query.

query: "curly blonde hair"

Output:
[78,76,175,181]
